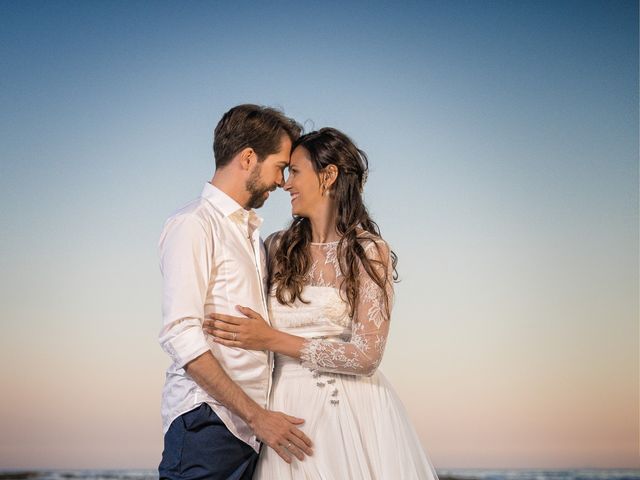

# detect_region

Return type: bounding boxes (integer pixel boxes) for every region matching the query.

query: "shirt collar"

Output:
[201,182,263,228]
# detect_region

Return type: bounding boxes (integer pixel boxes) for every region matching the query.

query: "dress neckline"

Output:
[310,240,339,246]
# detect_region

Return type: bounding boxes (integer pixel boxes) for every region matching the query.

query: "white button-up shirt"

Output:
[158,182,273,452]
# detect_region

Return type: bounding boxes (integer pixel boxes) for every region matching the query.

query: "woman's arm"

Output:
[204,229,306,356]
[205,240,394,377]
[204,305,305,358]
[298,240,393,376]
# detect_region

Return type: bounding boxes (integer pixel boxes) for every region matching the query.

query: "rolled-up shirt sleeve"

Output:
[158,213,213,369]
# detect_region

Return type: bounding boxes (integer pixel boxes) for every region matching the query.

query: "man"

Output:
[158,104,313,480]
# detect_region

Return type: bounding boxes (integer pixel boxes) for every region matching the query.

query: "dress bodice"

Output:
[268,285,351,339]
[264,234,395,377]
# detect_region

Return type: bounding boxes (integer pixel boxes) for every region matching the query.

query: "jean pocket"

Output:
[182,403,219,432]
[159,416,186,475]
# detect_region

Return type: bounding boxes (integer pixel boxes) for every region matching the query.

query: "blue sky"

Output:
[0,0,637,469]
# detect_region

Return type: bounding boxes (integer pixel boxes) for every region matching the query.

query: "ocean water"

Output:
[0,472,157,480]
[0,469,639,480]
[437,470,640,480]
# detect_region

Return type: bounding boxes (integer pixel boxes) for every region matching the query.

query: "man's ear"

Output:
[238,147,256,171]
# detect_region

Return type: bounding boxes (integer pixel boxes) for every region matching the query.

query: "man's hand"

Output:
[250,409,313,463]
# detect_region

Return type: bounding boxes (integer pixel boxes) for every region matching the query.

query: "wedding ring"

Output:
[232,332,237,341]
[286,442,292,449]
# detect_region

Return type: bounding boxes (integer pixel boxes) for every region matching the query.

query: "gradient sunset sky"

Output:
[0,0,638,470]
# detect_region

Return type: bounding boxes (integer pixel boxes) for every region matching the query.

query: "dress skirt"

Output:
[254,355,440,480]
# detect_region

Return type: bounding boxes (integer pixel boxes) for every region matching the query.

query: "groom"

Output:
[158,104,313,480]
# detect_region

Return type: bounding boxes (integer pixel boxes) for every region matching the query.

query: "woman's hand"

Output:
[203,306,275,351]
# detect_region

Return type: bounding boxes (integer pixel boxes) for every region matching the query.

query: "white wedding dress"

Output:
[254,234,440,480]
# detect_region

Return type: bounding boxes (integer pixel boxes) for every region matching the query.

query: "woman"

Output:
[204,128,439,480]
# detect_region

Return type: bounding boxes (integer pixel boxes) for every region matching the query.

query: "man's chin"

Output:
[249,196,267,209]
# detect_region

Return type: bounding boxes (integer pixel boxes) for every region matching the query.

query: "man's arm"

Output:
[158,213,311,463]
[185,351,312,462]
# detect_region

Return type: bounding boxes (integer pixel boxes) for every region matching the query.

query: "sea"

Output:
[0,469,638,480]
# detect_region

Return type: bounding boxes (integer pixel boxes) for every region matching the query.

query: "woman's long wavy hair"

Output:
[269,127,399,318]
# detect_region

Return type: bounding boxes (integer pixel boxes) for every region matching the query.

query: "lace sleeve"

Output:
[300,239,394,376]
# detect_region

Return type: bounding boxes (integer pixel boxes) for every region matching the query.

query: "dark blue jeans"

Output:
[159,403,259,480]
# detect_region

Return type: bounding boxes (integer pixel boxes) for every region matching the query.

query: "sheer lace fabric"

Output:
[257,233,440,480]
[265,233,394,376]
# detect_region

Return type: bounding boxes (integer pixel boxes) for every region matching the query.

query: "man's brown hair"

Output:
[213,104,302,168]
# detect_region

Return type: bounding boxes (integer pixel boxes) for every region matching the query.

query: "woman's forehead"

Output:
[290,146,312,166]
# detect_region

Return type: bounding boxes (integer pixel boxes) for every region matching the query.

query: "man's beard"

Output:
[245,163,273,209]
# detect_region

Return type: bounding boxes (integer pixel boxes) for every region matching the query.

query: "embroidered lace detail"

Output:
[323,243,342,278]
[301,338,364,372]
[266,230,394,377]
[304,242,342,287]
[306,259,319,284]
[300,239,393,376]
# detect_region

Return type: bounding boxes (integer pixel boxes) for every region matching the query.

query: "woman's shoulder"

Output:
[264,229,287,254]
[265,229,286,244]
[355,228,387,247]
[354,229,391,260]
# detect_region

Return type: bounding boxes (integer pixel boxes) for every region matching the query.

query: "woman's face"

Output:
[283,146,324,217]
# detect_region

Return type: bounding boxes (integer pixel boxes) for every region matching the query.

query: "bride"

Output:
[204,127,439,480]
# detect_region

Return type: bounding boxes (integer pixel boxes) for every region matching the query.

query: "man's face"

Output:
[245,135,292,209]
